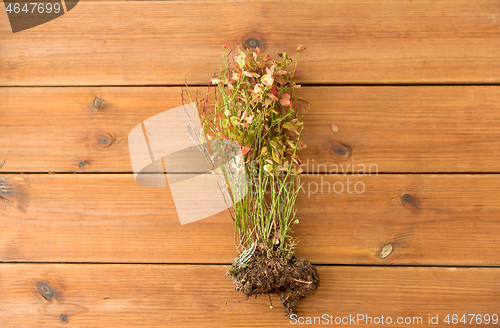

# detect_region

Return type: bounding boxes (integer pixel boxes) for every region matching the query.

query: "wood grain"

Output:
[1,264,499,327]
[2,86,500,173]
[2,173,500,265]
[1,1,500,86]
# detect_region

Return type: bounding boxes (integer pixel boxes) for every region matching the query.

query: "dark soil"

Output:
[228,252,320,317]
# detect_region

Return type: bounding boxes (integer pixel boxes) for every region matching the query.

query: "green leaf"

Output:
[282,122,298,133]
[272,151,280,164]
[230,116,239,126]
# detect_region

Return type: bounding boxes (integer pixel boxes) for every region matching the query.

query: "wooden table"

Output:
[1,1,500,326]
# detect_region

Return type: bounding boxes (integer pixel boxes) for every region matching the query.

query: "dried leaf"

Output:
[330,123,339,133]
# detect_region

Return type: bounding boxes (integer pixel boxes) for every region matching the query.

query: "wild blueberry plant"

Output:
[184,44,309,267]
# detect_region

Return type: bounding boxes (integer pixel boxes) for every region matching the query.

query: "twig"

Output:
[292,278,312,284]
[223,297,248,308]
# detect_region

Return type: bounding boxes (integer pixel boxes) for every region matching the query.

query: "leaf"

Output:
[270,84,278,97]
[330,123,339,133]
[261,74,274,87]
[241,110,248,121]
[264,164,273,172]
[243,71,260,78]
[281,93,291,100]
[230,116,240,126]
[286,140,296,149]
[280,98,290,107]
[274,75,284,84]
[291,154,302,165]
[272,151,280,164]
[282,122,297,133]
[294,70,306,75]
[241,146,251,156]
[267,93,278,101]
[220,133,229,140]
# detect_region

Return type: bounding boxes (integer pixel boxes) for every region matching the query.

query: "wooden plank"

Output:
[2,86,500,173]
[1,264,500,327]
[1,1,500,85]
[2,174,500,265]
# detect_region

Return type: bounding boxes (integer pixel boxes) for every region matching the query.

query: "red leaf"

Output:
[220,133,229,140]
[241,147,251,156]
[270,84,278,97]
[330,124,339,133]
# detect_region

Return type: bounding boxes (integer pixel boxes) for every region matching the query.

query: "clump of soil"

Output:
[227,252,320,317]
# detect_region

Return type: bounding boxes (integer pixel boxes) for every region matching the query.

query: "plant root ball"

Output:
[228,252,320,317]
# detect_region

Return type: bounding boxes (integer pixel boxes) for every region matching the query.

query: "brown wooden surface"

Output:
[2,0,500,326]
[1,173,500,265]
[1,264,500,327]
[2,0,500,86]
[2,86,500,173]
